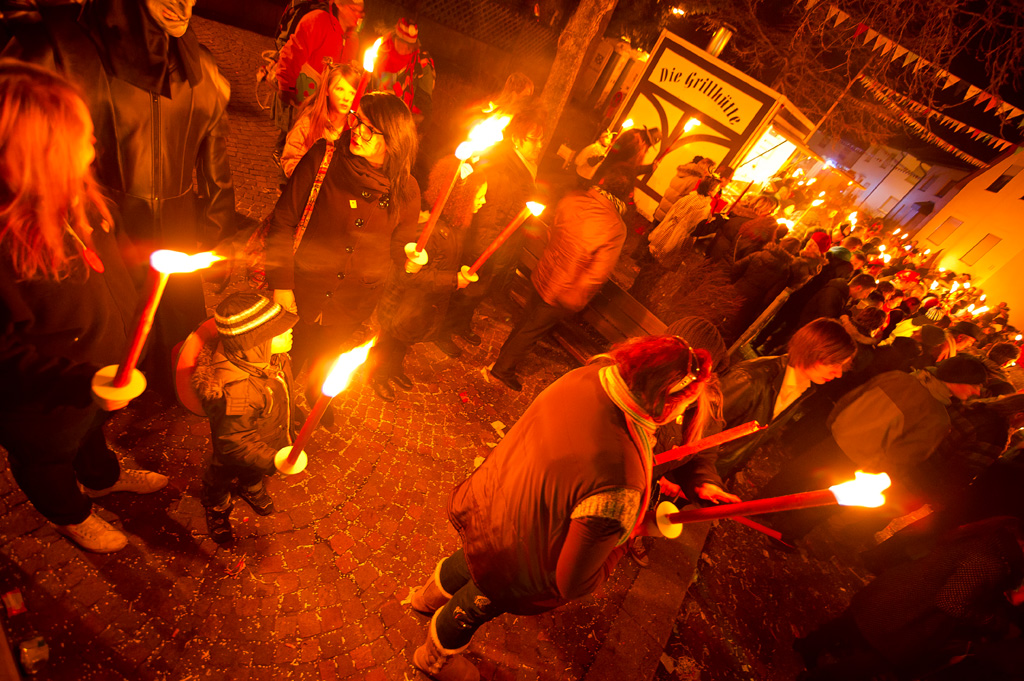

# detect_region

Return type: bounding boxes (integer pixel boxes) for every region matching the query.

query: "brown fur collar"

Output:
[191,343,250,401]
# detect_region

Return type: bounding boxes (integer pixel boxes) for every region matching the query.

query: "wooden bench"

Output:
[511,241,667,364]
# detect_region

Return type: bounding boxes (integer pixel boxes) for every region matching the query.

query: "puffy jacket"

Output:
[653,162,709,221]
[531,189,626,312]
[193,345,295,473]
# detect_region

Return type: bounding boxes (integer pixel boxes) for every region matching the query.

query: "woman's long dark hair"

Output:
[360,92,418,214]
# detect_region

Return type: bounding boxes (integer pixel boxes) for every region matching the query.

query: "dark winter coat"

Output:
[850,524,1024,667]
[799,277,850,326]
[265,136,422,327]
[376,216,463,344]
[449,364,647,615]
[193,344,295,473]
[462,140,535,280]
[721,244,796,344]
[705,205,761,263]
[828,370,952,478]
[0,222,137,431]
[531,188,626,312]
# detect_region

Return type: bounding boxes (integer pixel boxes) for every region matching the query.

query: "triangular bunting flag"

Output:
[1007,107,1024,121]
[913,56,927,72]
[854,23,868,38]
[881,39,895,56]
[965,85,981,101]
[892,46,908,62]
[864,28,878,44]
[944,74,960,89]
[975,92,991,108]
[903,51,918,67]
[985,97,999,113]
[825,5,838,21]
[834,10,849,27]
[805,0,821,9]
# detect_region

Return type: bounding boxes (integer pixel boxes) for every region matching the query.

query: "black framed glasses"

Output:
[347,112,382,142]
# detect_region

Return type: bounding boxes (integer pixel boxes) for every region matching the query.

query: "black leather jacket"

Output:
[3,0,236,252]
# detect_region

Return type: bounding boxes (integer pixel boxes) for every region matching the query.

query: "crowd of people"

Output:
[1,1,1023,680]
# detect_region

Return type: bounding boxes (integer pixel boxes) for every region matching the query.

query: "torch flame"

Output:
[321,336,376,397]
[829,471,891,508]
[951,281,959,292]
[963,281,970,289]
[806,178,817,185]
[455,142,475,161]
[526,201,546,216]
[150,250,223,274]
[621,118,634,130]
[930,281,938,290]
[972,306,989,317]
[811,199,824,206]
[463,114,511,157]
[362,37,383,72]
[848,212,858,224]
[684,117,701,133]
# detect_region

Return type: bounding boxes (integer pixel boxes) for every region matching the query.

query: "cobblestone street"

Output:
[0,17,708,681]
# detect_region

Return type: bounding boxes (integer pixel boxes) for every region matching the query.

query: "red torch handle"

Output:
[654,420,763,466]
[468,206,531,275]
[288,393,332,464]
[665,489,836,525]
[416,161,463,252]
[352,72,371,114]
[113,268,169,388]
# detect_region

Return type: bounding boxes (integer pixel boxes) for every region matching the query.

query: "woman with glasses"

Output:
[265,92,420,418]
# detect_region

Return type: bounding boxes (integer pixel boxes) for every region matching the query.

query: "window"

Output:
[935,179,958,198]
[986,164,1022,193]
[926,216,963,245]
[917,174,937,193]
[879,196,900,213]
[960,234,1001,266]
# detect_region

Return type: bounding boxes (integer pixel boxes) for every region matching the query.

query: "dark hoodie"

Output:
[193,342,295,472]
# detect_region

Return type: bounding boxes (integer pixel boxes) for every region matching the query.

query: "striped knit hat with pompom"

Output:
[214,292,298,355]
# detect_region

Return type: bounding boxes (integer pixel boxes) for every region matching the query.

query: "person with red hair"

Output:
[0,61,160,554]
[368,156,486,401]
[406,336,717,680]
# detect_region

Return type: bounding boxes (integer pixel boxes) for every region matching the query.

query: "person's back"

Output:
[532,188,626,312]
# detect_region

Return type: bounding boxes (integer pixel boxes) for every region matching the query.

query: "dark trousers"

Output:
[1,408,120,525]
[797,611,893,680]
[491,288,570,376]
[370,333,410,378]
[201,458,266,509]
[443,239,521,336]
[434,549,507,650]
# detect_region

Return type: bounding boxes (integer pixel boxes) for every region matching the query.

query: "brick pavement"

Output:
[0,17,708,681]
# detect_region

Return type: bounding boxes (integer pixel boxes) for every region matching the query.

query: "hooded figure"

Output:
[3,0,237,398]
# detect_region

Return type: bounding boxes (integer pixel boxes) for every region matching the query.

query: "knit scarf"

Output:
[598,365,656,537]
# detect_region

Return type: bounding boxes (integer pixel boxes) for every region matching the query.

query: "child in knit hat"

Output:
[192,292,299,543]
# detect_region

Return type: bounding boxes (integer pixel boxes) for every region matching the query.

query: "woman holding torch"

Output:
[266,92,419,421]
[368,156,487,401]
[0,62,159,553]
[407,336,715,680]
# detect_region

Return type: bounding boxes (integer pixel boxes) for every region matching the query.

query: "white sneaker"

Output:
[56,513,128,553]
[83,468,169,498]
